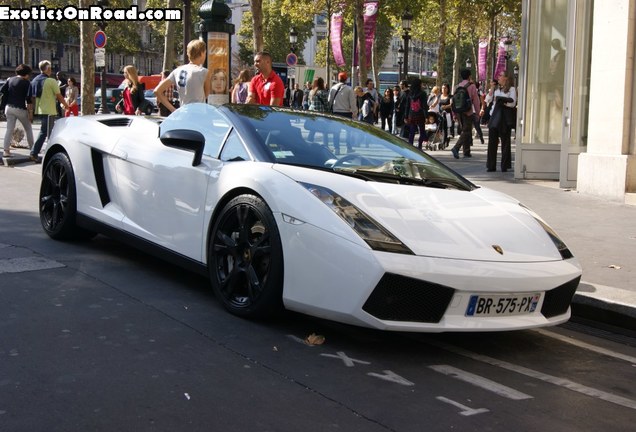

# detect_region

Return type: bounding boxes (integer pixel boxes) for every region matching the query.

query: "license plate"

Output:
[466,293,541,317]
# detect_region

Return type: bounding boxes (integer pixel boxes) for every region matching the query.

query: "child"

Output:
[422,111,438,150]
[154,39,213,113]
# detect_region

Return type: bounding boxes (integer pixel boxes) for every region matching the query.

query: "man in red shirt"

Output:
[247,51,284,106]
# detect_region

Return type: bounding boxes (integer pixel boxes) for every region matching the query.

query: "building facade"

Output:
[517,0,635,204]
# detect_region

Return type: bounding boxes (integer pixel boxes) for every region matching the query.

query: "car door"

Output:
[112,115,228,262]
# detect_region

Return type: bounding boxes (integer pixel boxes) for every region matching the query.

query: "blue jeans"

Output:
[31,115,51,157]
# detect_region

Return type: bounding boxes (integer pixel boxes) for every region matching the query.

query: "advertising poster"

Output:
[207,32,230,105]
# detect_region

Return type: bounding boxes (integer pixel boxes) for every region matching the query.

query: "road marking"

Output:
[367,370,415,386]
[0,257,65,274]
[320,351,371,367]
[533,328,636,365]
[427,339,636,411]
[429,365,533,400]
[436,396,489,416]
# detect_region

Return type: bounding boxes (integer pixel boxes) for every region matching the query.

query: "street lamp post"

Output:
[401,9,413,82]
[289,27,298,53]
[397,45,404,83]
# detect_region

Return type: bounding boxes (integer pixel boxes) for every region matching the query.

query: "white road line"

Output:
[429,365,533,400]
[367,370,415,386]
[533,328,636,365]
[436,396,489,416]
[0,257,65,274]
[428,339,636,411]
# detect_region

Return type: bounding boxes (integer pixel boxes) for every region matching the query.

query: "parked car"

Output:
[39,104,582,332]
[94,88,123,113]
[143,89,158,113]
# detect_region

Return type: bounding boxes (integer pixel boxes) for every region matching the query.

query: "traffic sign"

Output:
[95,48,106,67]
[94,30,107,48]
[286,53,298,67]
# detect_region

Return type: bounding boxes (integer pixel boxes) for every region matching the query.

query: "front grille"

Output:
[541,276,581,318]
[362,273,455,323]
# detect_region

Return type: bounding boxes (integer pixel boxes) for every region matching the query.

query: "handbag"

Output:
[488,104,503,129]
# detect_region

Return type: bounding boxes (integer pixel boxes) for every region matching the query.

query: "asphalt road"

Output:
[1,160,636,431]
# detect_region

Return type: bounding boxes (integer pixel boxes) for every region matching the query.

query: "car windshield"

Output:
[226,105,475,190]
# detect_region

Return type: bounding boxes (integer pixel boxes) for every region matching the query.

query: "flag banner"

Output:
[478,39,488,82]
[331,13,346,67]
[362,1,379,67]
[494,38,507,80]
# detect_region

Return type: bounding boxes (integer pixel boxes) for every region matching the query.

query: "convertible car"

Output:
[39,103,581,332]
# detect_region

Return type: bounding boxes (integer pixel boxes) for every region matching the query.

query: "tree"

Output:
[79,0,94,116]
[162,0,177,72]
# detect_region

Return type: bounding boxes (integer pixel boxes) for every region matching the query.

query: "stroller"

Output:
[424,110,445,151]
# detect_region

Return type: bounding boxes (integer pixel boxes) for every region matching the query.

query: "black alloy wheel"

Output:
[209,194,284,318]
[39,152,90,240]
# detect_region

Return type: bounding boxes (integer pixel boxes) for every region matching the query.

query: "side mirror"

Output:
[160,129,205,166]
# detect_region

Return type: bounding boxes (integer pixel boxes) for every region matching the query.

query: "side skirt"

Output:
[76,214,209,277]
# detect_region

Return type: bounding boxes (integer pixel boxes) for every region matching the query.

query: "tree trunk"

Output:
[79,0,95,116]
[163,0,176,71]
[355,0,367,87]
[437,0,447,86]
[182,0,191,65]
[19,0,28,65]
[251,0,264,53]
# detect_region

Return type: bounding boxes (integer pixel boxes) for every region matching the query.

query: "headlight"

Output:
[520,204,573,259]
[300,182,413,255]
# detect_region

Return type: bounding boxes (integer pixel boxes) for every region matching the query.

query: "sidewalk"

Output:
[1,119,635,330]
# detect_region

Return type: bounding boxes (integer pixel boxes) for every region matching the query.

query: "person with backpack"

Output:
[450,68,481,158]
[355,86,375,124]
[2,64,35,158]
[404,78,428,150]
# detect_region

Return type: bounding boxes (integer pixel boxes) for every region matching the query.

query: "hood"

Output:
[273,165,564,263]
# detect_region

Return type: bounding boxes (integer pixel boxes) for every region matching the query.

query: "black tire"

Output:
[144,105,153,115]
[39,152,92,240]
[209,194,284,318]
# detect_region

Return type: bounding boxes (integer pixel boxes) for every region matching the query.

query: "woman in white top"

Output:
[485,75,516,172]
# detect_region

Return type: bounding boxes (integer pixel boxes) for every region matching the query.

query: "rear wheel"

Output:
[209,195,284,318]
[39,152,93,240]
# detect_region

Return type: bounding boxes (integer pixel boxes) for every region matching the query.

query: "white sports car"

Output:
[39,103,581,332]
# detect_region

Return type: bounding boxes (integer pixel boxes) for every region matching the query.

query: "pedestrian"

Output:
[292,83,304,109]
[404,78,428,150]
[230,69,251,104]
[485,75,516,172]
[439,83,454,147]
[308,77,329,112]
[328,72,358,154]
[64,77,79,117]
[56,71,67,117]
[355,86,375,124]
[2,64,35,158]
[379,88,394,133]
[391,85,401,135]
[154,39,211,113]
[115,65,145,115]
[328,72,357,119]
[397,80,411,139]
[471,81,485,144]
[158,70,174,116]
[29,60,69,162]
[450,68,481,159]
[427,85,441,112]
[302,81,311,110]
[365,78,379,123]
[246,51,285,106]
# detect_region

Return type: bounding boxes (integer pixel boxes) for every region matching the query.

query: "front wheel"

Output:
[208,195,284,318]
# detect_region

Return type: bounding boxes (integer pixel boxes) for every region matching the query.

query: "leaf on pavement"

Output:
[305,333,325,345]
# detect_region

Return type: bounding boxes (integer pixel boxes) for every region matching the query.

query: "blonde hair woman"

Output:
[116,65,145,115]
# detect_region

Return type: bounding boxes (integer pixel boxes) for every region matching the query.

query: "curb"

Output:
[571,282,636,332]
